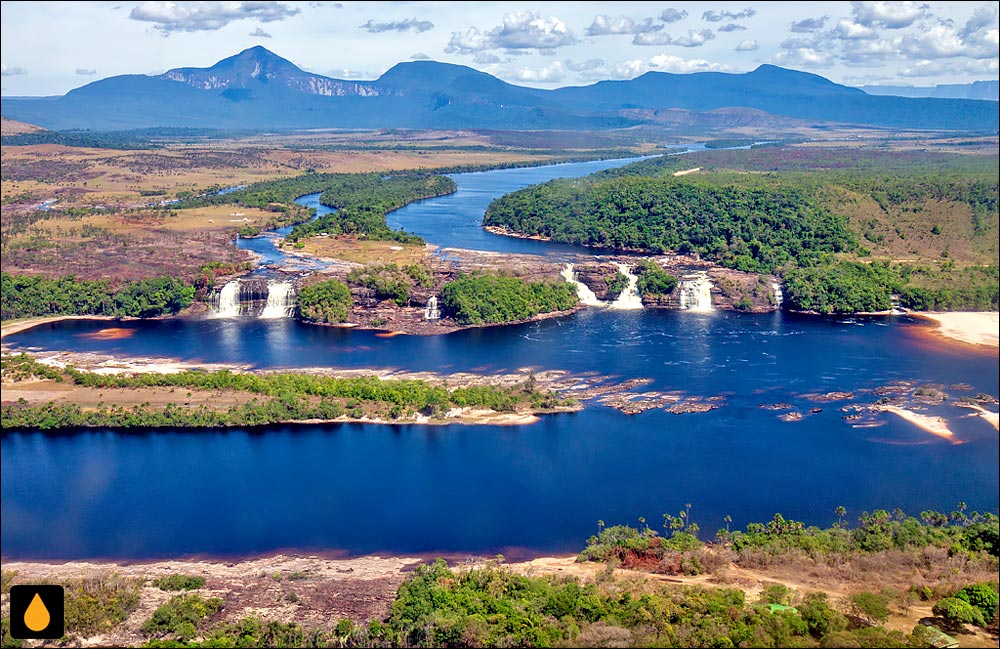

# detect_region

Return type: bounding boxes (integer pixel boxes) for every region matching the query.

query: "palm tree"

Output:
[597,519,605,534]
[638,516,646,532]
[835,506,847,528]
[724,515,732,534]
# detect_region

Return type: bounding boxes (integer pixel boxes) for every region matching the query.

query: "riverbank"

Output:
[911,311,999,349]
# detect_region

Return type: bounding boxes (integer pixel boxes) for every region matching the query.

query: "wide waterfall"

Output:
[213,281,241,318]
[259,281,296,319]
[679,271,714,311]
[560,264,604,306]
[609,262,643,310]
[211,279,296,318]
[771,281,784,308]
[424,296,441,320]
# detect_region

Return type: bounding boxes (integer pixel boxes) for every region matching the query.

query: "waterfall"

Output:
[260,281,295,319]
[424,296,441,320]
[609,262,643,310]
[679,271,714,311]
[771,281,783,308]
[560,263,604,307]
[214,281,241,318]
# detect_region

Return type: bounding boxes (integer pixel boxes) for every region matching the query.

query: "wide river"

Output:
[2,157,998,560]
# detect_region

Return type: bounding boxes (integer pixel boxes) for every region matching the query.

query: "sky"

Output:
[1,1,998,96]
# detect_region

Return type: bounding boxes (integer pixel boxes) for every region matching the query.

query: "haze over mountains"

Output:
[2,46,997,132]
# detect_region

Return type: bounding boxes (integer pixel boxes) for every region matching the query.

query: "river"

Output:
[2,156,998,560]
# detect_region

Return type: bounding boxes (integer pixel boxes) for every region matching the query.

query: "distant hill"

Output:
[862,80,999,101]
[2,46,997,132]
[0,117,45,135]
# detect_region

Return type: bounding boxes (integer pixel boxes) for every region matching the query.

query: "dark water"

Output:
[2,154,998,560]
[4,311,997,559]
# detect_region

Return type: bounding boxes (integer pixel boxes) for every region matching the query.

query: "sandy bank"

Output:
[912,311,999,349]
[0,315,117,339]
[956,401,1000,431]
[874,405,960,443]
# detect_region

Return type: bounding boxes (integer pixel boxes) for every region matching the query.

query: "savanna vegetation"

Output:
[2,506,995,648]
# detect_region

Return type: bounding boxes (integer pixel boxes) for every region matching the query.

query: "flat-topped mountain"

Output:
[2,46,996,131]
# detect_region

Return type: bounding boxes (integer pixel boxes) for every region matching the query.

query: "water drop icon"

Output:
[24,592,51,632]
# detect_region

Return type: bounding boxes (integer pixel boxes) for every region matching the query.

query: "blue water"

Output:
[387,156,650,256]
[2,156,998,560]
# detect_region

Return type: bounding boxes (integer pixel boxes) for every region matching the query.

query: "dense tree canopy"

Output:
[1,272,194,320]
[295,279,353,324]
[440,273,578,325]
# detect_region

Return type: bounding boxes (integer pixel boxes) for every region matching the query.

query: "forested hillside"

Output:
[484,147,999,313]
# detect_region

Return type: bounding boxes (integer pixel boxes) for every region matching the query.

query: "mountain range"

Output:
[2,46,996,132]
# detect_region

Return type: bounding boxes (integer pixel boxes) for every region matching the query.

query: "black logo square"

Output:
[9,584,65,640]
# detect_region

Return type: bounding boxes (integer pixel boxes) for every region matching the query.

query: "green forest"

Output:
[1,272,194,320]
[483,147,999,313]
[440,273,579,325]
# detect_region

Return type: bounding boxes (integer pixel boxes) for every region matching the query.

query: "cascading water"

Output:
[560,263,604,307]
[213,281,241,318]
[424,296,441,320]
[260,281,296,319]
[771,281,784,308]
[609,262,643,310]
[679,271,715,312]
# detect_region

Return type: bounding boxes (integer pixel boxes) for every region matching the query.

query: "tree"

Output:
[835,506,847,529]
[848,592,890,626]
[933,597,986,631]
[297,279,352,324]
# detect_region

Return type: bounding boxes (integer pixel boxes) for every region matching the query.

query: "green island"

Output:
[0,353,571,429]
[3,508,996,648]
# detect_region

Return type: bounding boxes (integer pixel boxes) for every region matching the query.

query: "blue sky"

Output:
[1,1,997,96]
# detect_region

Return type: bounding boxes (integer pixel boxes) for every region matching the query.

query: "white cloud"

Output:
[565,58,606,72]
[791,16,829,33]
[249,27,271,38]
[586,15,662,36]
[410,52,430,60]
[673,29,716,47]
[75,68,98,75]
[840,38,902,65]
[447,11,575,54]
[702,8,756,23]
[900,18,998,61]
[833,19,878,40]
[647,54,730,73]
[851,1,930,29]
[129,1,300,34]
[1,63,28,76]
[473,52,504,64]
[509,60,566,83]
[658,9,688,24]
[735,40,759,51]
[773,47,835,68]
[634,29,715,47]
[360,18,434,34]
[718,24,746,33]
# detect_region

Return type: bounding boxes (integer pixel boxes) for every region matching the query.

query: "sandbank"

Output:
[956,402,1000,431]
[911,311,999,349]
[0,314,117,339]
[875,405,960,443]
